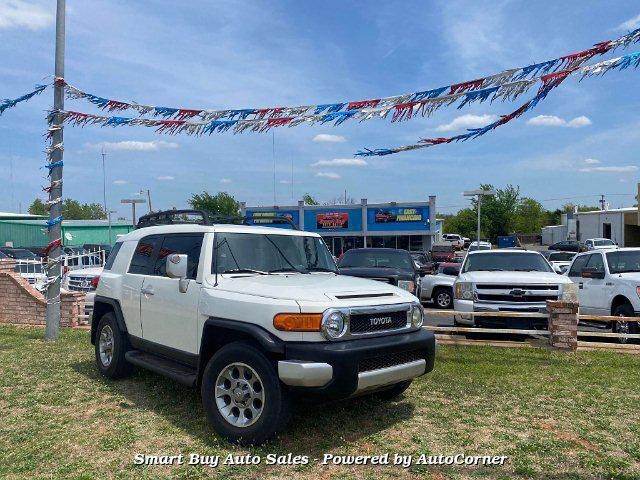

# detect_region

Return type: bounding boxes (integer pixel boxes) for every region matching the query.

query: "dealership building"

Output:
[242,197,437,256]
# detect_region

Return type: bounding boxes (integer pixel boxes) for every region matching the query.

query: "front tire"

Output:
[613,303,637,344]
[433,287,453,309]
[201,343,290,445]
[94,312,132,378]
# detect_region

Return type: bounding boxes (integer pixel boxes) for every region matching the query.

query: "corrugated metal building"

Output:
[576,207,640,247]
[0,219,134,247]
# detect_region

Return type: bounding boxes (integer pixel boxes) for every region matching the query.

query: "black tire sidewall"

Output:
[613,304,637,340]
[95,312,131,378]
[201,343,289,445]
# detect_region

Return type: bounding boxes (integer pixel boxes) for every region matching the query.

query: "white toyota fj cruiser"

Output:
[91,212,435,444]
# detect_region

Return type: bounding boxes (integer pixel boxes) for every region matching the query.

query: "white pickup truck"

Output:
[565,247,640,340]
[91,212,435,445]
[453,249,574,329]
[442,234,464,250]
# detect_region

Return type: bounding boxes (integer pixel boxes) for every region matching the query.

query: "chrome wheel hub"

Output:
[99,325,114,366]
[215,363,264,428]
[437,293,450,308]
[615,317,631,343]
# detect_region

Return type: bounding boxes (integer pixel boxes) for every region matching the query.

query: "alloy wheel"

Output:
[215,363,265,428]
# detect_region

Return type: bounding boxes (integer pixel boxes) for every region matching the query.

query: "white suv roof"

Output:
[119,224,320,242]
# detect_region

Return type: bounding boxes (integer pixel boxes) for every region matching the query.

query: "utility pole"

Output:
[599,194,606,211]
[45,0,65,340]
[101,148,107,214]
[121,198,146,226]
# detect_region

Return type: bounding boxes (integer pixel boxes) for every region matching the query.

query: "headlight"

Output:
[454,282,474,300]
[398,280,415,293]
[321,310,348,340]
[636,286,640,299]
[411,303,424,328]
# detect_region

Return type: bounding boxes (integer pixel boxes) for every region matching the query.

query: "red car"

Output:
[430,244,456,263]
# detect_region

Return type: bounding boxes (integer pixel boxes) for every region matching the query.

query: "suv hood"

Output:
[458,271,572,284]
[210,273,411,302]
[338,266,414,281]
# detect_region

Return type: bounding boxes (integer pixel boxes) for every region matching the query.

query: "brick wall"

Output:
[0,259,85,327]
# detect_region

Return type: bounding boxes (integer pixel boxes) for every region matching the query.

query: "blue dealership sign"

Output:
[366,206,430,231]
[244,209,300,229]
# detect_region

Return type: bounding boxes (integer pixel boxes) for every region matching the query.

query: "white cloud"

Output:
[0,0,54,30]
[617,14,640,31]
[583,158,601,165]
[311,158,367,167]
[579,166,639,173]
[526,115,592,128]
[436,114,499,132]
[315,172,341,179]
[113,179,128,185]
[219,178,232,184]
[85,140,179,152]
[312,134,347,143]
[279,180,290,184]
[156,175,175,181]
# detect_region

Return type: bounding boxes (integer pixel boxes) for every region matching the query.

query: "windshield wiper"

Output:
[307,267,337,273]
[513,269,543,272]
[270,267,309,274]
[222,268,270,275]
[474,268,504,271]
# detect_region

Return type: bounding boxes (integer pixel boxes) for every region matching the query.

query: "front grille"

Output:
[359,350,424,373]
[476,284,559,291]
[350,309,408,334]
[67,276,95,292]
[477,294,558,303]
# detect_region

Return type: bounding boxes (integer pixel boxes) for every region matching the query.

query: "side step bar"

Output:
[125,350,197,387]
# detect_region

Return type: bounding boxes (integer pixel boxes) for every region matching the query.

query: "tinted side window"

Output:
[128,236,161,275]
[153,234,204,279]
[568,255,589,277]
[586,253,604,272]
[103,242,123,270]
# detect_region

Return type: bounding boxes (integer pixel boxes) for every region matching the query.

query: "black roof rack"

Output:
[136,209,299,230]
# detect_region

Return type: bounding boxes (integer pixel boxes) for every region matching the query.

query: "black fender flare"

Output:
[197,318,285,385]
[91,296,128,345]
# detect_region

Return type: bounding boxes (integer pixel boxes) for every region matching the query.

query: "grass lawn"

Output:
[1,325,639,480]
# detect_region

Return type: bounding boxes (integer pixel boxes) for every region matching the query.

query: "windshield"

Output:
[213,232,337,274]
[339,250,413,270]
[468,245,491,252]
[549,252,575,261]
[606,251,640,274]
[463,252,553,273]
[594,239,615,247]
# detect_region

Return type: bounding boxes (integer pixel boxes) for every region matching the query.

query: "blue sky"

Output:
[1,0,639,220]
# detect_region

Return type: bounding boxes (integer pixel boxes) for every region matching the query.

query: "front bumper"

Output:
[453,299,548,329]
[279,329,436,399]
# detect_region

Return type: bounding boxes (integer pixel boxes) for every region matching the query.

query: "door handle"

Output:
[141,286,155,295]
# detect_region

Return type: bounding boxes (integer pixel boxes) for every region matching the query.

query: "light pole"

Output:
[464,189,496,245]
[45,0,65,340]
[121,198,146,226]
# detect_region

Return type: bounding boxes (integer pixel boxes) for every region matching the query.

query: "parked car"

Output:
[431,243,457,263]
[565,248,640,342]
[420,262,461,309]
[374,209,397,223]
[453,250,574,330]
[548,240,586,253]
[0,248,47,290]
[468,241,492,252]
[541,250,576,274]
[442,234,464,250]
[338,248,422,297]
[91,219,435,444]
[410,251,436,275]
[584,238,617,251]
[62,266,103,320]
[462,237,472,249]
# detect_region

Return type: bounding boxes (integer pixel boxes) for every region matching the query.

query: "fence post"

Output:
[546,300,579,351]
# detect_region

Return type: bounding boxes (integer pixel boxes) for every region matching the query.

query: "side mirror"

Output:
[581,267,605,280]
[166,253,190,292]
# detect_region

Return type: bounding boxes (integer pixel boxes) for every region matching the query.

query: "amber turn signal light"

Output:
[273,313,322,332]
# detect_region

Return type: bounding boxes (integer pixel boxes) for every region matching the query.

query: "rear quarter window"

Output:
[103,242,122,271]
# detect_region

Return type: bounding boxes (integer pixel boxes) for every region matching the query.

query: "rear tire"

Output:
[613,303,637,344]
[376,380,412,400]
[94,312,132,378]
[201,342,290,445]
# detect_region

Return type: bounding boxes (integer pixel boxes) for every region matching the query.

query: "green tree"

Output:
[302,193,319,205]
[513,197,547,234]
[188,191,240,217]
[28,198,47,216]
[473,184,520,242]
[442,208,477,238]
